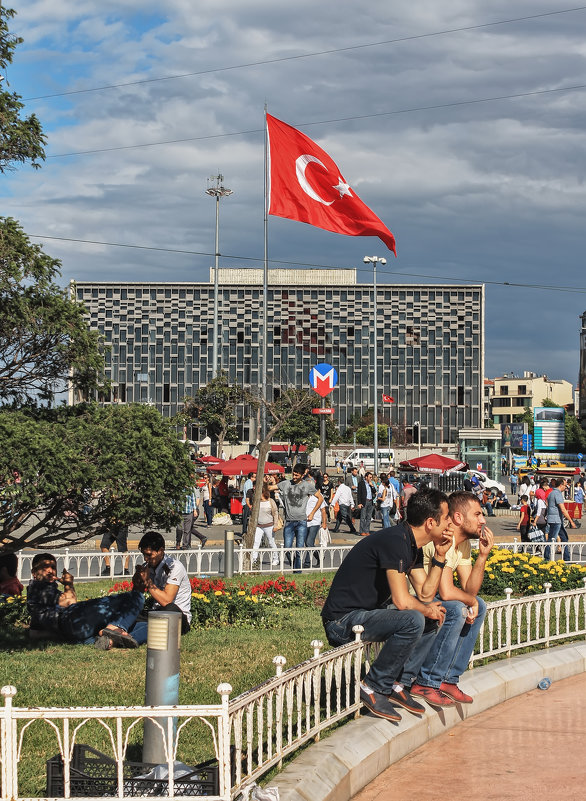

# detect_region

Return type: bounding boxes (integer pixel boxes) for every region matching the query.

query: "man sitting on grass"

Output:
[126,531,193,645]
[27,552,144,649]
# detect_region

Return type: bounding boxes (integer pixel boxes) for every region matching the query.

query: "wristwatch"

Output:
[431,556,446,569]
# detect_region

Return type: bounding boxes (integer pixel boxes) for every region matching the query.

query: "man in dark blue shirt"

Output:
[322,487,452,722]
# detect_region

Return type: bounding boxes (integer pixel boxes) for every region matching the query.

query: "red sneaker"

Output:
[439,682,473,704]
[410,683,454,707]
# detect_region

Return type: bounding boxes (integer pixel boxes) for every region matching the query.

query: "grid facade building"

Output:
[73,271,484,445]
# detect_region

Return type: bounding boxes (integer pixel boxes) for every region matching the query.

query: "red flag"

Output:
[267,114,396,255]
[382,394,394,403]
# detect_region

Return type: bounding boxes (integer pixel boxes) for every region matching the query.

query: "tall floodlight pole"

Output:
[206,175,233,378]
[363,256,386,476]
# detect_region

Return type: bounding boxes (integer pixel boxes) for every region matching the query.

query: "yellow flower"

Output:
[238,591,246,596]
[489,574,495,579]
[7,597,14,603]
[214,590,223,596]
[561,578,567,582]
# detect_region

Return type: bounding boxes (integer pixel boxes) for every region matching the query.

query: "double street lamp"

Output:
[206,175,233,377]
[363,256,386,475]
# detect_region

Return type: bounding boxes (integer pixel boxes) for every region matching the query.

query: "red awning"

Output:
[209,455,285,476]
[398,454,467,475]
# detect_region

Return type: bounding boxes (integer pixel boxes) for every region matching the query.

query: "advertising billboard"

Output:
[501,422,525,449]
[533,406,565,451]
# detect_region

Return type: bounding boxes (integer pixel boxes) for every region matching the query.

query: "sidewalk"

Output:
[353,672,586,801]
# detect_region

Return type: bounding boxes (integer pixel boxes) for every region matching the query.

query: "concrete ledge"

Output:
[269,641,586,801]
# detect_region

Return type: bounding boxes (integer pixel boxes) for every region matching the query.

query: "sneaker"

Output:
[387,687,426,716]
[410,683,455,707]
[200,536,208,548]
[101,567,110,576]
[360,685,402,722]
[439,682,473,704]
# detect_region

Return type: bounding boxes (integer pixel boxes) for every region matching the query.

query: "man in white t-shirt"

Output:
[129,530,192,645]
[400,491,494,707]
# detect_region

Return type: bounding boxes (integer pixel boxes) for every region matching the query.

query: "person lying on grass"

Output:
[27,552,144,649]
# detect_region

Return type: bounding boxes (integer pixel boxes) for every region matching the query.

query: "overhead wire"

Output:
[28,233,586,294]
[24,6,586,102]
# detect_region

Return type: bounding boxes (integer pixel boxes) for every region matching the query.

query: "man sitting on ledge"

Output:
[321,487,453,722]
[400,491,494,707]
[27,552,144,649]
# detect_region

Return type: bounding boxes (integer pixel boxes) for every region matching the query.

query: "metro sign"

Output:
[309,363,338,398]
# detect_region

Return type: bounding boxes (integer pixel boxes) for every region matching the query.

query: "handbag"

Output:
[527,526,545,542]
[319,526,331,547]
[273,516,284,532]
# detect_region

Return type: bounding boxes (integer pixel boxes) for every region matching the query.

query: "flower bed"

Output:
[474,547,586,595]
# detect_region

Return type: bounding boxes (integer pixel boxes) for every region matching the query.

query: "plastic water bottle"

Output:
[538,678,551,690]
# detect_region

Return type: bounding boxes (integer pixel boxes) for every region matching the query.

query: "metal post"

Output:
[363,256,386,476]
[224,530,234,578]
[320,396,326,472]
[143,611,182,764]
[205,175,233,380]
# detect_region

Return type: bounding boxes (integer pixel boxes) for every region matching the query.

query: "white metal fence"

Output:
[16,540,586,585]
[2,586,586,801]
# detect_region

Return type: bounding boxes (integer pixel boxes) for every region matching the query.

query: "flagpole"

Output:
[363,256,386,476]
[261,104,269,442]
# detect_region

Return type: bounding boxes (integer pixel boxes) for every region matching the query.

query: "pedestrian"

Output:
[331,478,357,534]
[176,483,207,549]
[545,477,576,560]
[378,477,398,529]
[357,471,376,536]
[278,465,320,572]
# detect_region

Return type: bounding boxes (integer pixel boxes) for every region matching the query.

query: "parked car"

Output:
[467,470,506,494]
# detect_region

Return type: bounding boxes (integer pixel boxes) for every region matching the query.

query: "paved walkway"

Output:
[352,672,586,801]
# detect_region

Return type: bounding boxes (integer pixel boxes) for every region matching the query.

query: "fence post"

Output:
[273,655,287,677]
[543,582,552,648]
[504,588,513,656]
[216,683,233,801]
[1,685,18,801]
[224,531,234,578]
[311,640,323,659]
[64,547,71,573]
[512,538,518,553]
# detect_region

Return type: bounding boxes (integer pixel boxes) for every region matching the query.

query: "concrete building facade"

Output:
[580,311,586,428]
[73,270,484,446]
[490,372,574,424]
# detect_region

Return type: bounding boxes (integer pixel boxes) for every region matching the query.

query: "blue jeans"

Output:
[545,522,570,561]
[381,506,392,529]
[323,606,425,695]
[58,591,145,644]
[203,499,213,525]
[303,525,320,567]
[403,597,487,688]
[284,520,308,571]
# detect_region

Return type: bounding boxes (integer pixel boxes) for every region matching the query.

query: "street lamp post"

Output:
[205,175,233,378]
[363,256,386,475]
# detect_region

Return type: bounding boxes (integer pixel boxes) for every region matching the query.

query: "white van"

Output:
[343,449,395,471]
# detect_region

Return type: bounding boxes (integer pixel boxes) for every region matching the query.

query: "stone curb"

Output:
[268,641,586,801]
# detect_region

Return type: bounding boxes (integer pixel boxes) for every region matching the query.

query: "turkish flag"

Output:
[267,114,396,255]
[382,394,394,403]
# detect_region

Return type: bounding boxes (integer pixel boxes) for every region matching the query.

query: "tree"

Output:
[278,390,339,466]
[0,7,46,173]
[0,403,194,552]
[182,372,245,455]
[355,423,389,446]
[0,218,105,404]
[244,390,315,551]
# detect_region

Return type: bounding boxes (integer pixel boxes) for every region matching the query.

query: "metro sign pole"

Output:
[309,363,338,472]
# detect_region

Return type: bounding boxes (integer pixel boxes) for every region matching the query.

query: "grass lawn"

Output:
[0,573,333,796]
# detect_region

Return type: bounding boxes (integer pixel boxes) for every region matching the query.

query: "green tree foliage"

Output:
[0,403,194,552]
[355,423,389,446]
[182,372,245,454]
[0,7,46,172]
[0,218,105,404]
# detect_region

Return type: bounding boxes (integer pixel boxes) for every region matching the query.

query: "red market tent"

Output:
[210,454,285,476]
[398,454,467,475]
[195,455,224,465]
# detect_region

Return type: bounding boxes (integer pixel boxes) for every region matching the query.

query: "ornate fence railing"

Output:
[2,586,585,801]
[15,540,586,585]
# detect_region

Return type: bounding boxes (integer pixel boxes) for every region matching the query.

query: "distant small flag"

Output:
[382,394,394,403]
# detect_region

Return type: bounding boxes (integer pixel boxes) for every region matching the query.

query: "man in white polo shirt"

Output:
[129,530,192,645]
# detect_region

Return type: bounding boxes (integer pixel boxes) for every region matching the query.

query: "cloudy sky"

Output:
[3,1,586,385]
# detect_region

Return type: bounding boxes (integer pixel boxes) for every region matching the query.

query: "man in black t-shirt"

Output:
[322,487,452,722]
